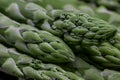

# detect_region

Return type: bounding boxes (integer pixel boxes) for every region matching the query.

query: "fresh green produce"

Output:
[0,0,52,25]
[83,41,120,68]
[0,13,75,63]
[0,43,83,80]
[0,0,116,45]
[102,69,120,80]
[59,57,120,80]
[95,6,120,27]
[96,0,120,10]
[0,0,120,80]
[60,57,104,80]
[45,2,120,68]
[74,5,120,27]
[80,0,120,10]
[41,10,116,48]
[0,0,117,63]
[25,0,81,9]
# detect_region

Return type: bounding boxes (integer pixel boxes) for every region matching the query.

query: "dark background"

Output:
[0,71,18,80]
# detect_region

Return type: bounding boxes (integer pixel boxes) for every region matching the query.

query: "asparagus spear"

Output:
[0,43,83,80]
[0,0,51,25]
[0,0,119,69]
[26,0,81,9]
[60,57,104,80]
[79,0,120,10]
[60,56,120,80]
[0,13,75,63]
[41,10,116,48]
[0,0,116,45]
[95,6,120,27]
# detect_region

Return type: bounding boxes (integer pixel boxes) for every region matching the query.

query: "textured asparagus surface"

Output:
[0,43,83,80]
[0,0,120,80]
[0,13,75,63]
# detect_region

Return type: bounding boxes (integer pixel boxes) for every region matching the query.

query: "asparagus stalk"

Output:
[0,13,75,63]
[83,42,120,68]
[0,0,116,45]
[80,0,120,10]
[41,10,116,48]
[81,27,120,68]
[25,0,81,9]
[0,0,52,25]
[0,43,83,80]
[0,0,119,69]
[95,6,120,27]
[60,57,120,80]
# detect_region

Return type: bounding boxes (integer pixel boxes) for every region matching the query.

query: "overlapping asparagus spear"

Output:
[0,0,119,69]
[95,6,120,27]
[25,0,81,9]
[0,0,118,67]
[80,0,120,10]
[41,10,116,48]
[59,57,104,80]
[0,0,116,45]
[0,13,75,63]
[41,10,120,68]
[0,0,51,25]
[83,41,120,68]
[59,57,120,80]
[79,26,120,68]
[0,43,83,80]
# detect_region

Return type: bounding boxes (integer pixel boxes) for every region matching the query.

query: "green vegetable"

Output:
[0,0,116,46]
[41,10,116,48]
[80,0,120,10]
[59,56,120,80]
[97,0,120,9]
[102,69,120,80]
[25,0,81,9]
[0,13,75,63]
[84,30,120,68]
[0,43,83,80]
[63,57,104,80]
[96,6,120,26]
[83,42,120,68]
[0,0,51,25]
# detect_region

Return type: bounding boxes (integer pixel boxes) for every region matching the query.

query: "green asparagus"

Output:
[59,56,120,80]
[25,0,81,9]
[0,0,119,68]
[101,69,120,80]
[97,0,120,10]
[0,0,51,25]
[0,0,116,46]
[0,13,75,63]
[0,43,83,80]
[0,0,120,80]
[79,0,120,10]
[60,57,104,80]
[96,6,120,26]
[83,42,120,68]
[41,10,116,48]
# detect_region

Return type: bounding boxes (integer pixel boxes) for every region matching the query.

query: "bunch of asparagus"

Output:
[0,0,120,80]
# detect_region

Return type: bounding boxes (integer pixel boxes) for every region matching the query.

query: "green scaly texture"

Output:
[25,0,81,9]
[0,0,119,68]
[95,6,120,27]
[59,57,120,80]
[0,43,84,80]
[41,10,120,68]
[0,13,75,63]
[41,10,116,50]
[0,0,52,25]
[81,26,120,68]
[79,0,120,10]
